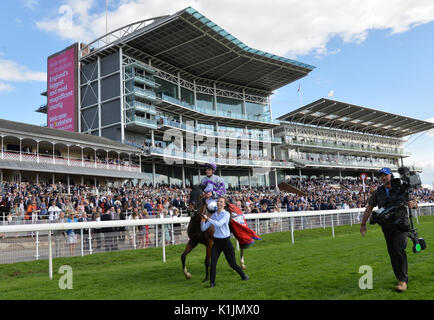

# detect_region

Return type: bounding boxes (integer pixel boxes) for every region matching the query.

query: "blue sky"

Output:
[0,0,433,186]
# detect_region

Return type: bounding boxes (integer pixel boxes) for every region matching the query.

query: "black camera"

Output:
[370,166,426,253]
[369,207,397,225]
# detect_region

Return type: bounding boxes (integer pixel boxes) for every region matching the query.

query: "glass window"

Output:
[155,78,178,99]
[181,87,194,106]
[197,122,215,134]
[245,102,269,120]
[197,93,214,112]
[217,96,243,116]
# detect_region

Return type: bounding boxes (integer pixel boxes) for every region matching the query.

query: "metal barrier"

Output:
[0,204,433,279]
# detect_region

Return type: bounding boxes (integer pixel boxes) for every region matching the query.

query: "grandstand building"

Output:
[37,7,315,188]
[274,98,434,181]
[33,7,434,188]
[0,118,144,187]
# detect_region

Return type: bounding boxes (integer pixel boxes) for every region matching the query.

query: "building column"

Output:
[298,168,302,181]
[151,130,155,147]
[98,56,102,136]
[193,79,197,107]
[182,165,186,189]
[19,138,22,162]
[19,171,22,183]
[248,168,252,188]
[36,140,40,163]
[81,176,84,185]
[213,82,217,111]
[67,145,70,166]
[52,173,55,185]
[67,175,70,194]
[36,172,39,184]
[119,47,125,142]
[81,147,84,167]
[242,89,246,115]
[0,169,3,182]
[152,159,156,186]
[177,72,181,99]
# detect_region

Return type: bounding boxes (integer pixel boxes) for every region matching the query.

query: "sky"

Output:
[0,0,433,186]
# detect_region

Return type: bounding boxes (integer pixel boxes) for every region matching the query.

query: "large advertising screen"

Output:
[47,44,77,132]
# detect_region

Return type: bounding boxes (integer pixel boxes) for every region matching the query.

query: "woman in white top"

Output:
[201,197,249,288]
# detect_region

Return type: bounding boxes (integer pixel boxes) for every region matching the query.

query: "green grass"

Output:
[1,216,434,300]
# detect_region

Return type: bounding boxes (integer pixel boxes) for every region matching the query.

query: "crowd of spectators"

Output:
[0,177,433,222]
[1,178,433,256]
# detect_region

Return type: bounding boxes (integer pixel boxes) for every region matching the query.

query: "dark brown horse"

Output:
[181,185,247,282]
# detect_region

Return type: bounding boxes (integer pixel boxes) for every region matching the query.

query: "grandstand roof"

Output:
[277,98,434,138]
[0,118,140,153]
[80,7,315,93]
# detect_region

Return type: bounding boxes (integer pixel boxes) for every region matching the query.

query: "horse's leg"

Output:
[240,246,247,270]
[181,240,198,279]
[203,238,213,282]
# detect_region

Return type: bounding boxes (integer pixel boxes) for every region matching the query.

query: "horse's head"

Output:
[187,185,204,217]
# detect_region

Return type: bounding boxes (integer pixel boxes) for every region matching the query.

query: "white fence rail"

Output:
[0,204,433,279]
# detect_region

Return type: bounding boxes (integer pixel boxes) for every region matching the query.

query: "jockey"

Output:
[200,162,226,212]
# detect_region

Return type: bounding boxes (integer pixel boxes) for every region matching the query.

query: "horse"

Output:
[181,185,247,282]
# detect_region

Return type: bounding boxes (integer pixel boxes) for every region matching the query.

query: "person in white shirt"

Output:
[201,197,249,288]
[48,200,62,221]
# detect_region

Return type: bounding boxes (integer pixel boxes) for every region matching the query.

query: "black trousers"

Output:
[210,237,246,285]
[382,225,408,283]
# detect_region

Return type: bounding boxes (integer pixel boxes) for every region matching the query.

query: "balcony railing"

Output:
[285,139,410,156]
[145,146,292,168]
[156,117,281,143]
[125,71,158,88]
[0,151,141,173]
[291,156,398,170]
[129,86,158,103]
[126,116,158,129]
[158,93,279,125]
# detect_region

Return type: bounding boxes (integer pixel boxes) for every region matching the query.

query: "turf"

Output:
[1,216,433,300]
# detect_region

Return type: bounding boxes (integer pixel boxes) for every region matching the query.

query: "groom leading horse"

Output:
[181,162,261,282]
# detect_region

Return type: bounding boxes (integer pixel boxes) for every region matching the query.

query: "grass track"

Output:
[1,216,433,300]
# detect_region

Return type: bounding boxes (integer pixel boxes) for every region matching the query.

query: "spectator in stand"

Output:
[66,212,78,257]
[101,208,113,251]
[127,210,139,249]
[54,211,66,257]
[48,200,61,221]
[78,211,90,251]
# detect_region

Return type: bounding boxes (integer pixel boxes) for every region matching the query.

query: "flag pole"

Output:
[298,84,302,108]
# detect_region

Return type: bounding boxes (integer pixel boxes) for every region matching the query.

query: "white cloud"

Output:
[0,82,14,93]
[34,0,434,57]
[22,0,38,10]
[0,59,46,82]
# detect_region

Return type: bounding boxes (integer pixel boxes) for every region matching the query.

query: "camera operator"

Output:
[360,167,418,292]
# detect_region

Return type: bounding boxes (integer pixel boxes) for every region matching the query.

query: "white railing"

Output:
[1,151,141,173]
[0,204,433,279]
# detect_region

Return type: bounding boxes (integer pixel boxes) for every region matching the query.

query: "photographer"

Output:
[360,167,418,292]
